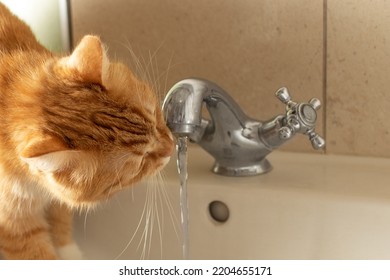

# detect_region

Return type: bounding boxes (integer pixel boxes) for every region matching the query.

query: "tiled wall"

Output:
[326,0,390,157]
[70,0,390,157]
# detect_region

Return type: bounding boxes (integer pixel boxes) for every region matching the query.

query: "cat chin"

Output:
[160,156,171,168]
[59,197,100,211]
[48,189,100,210]
[152,156,171,173]
[57,243,83,260]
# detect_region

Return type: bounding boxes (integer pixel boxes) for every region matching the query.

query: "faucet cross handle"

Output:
[275,87,325,150]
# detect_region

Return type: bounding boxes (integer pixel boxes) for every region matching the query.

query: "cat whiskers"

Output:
[114,179,150,259]
[144,43,164,97]
[83,208,89,241]
[138,179,155,259]
[156,171,180,241]
[115,170,180,260]
[122,42,150,105]
[104,152,132,200]
[122,39,178,104]
[106,167,123,199]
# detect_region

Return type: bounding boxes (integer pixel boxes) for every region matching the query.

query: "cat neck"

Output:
[0,49,53,91]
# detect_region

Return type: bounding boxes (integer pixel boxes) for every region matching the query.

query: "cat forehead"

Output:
[104,63,159,109]
[110,85,158,115]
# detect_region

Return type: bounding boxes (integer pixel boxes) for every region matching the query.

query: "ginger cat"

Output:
[0,3,174,259]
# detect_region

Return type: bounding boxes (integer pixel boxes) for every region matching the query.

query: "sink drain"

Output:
[208,200,229,223]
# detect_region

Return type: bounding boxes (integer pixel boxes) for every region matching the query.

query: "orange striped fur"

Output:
[0,3,174,259]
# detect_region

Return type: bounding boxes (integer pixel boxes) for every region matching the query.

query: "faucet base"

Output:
[212,159,272,177]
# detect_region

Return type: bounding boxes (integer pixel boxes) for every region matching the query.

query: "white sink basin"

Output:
[74,145,390,259]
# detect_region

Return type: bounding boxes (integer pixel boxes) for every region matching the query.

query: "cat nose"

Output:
[155,128,175,158]
[161,137,175,158]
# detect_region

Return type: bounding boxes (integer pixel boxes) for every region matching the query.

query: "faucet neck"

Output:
[163,78,248,136]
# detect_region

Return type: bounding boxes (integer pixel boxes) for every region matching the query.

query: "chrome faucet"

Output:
[162,78,325,176]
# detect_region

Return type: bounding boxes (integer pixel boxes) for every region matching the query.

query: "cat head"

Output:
[19,35,174,208]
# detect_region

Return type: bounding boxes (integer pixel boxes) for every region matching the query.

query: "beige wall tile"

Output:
[327,0,390,157]
[71,0,324,153]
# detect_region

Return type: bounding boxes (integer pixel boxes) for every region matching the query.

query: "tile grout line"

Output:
[65,0,74,50]
[322,0,328,154]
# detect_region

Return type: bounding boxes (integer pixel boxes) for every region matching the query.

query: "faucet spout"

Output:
[162,78,324,176]
[162,78,248,138]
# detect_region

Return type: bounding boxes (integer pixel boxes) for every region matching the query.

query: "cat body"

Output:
[0,3,174,259]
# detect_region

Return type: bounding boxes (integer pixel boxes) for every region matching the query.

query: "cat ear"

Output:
[20,135,74,173]
[21,134,68,158]
[63,35,109,85]
[22,151,77,173]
